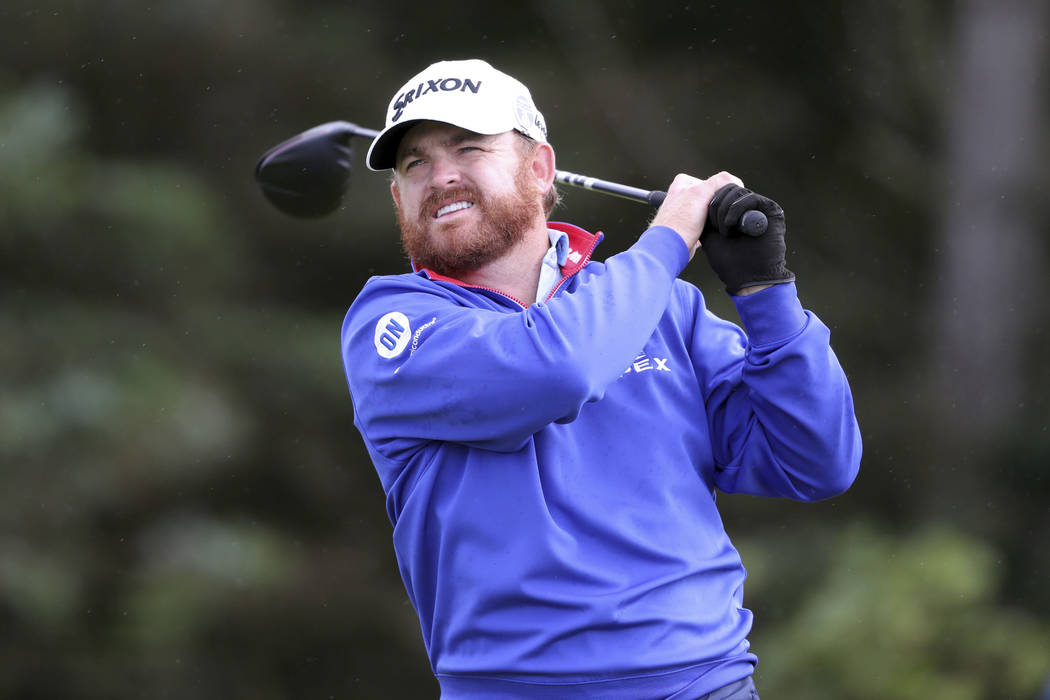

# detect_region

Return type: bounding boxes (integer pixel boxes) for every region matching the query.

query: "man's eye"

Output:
[459,146,481,154]
[405,159,424,170]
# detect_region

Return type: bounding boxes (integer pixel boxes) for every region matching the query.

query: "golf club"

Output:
[254,120,768,235]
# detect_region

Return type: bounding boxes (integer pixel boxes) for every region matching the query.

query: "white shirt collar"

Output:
[534,228,570,303]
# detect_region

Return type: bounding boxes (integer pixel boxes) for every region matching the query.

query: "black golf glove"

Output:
[700,184,795,295]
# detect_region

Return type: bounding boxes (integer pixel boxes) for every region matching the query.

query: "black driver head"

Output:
[254,121,356,218]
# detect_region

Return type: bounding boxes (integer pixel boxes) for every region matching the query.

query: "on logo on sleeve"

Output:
[374,312,412,358]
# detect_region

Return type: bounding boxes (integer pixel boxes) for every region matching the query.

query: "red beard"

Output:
[397,161,540,278]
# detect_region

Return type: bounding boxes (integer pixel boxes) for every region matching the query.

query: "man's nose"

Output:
[429,154,462,186]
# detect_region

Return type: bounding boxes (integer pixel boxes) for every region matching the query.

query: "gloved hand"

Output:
[700,184,795,295]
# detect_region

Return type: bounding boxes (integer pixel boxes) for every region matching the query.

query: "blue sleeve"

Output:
[691,282,862,501]
[342,226,690,457]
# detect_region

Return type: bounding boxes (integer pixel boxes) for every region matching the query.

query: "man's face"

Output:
[391,122,544,277]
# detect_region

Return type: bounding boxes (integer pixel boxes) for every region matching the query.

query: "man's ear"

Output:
[390,178,402,210]
[531,143,556,194]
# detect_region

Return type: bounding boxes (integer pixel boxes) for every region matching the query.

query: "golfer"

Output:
[341,58,861,699]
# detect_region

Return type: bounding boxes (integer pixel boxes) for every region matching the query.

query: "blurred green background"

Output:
[2,1,1048,698]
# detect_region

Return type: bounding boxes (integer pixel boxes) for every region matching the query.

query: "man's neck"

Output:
[456,224,552,304]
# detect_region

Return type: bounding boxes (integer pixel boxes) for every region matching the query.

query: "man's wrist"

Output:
[731,281,807,346]
[733,283,772,297]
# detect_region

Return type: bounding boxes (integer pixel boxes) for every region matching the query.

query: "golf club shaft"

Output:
[554,170,666,208]
[553,170,767,236]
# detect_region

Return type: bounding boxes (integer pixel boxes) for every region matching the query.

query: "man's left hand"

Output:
[701,184,795,295]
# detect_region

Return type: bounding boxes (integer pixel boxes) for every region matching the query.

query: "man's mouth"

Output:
[434,201,474,219]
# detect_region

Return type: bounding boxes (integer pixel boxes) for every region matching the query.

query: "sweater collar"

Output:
[415,221,603,294]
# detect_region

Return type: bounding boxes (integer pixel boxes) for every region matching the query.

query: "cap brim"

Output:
[366,120,422,171]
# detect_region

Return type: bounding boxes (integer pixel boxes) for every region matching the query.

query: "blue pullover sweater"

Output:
[341,222,861,699]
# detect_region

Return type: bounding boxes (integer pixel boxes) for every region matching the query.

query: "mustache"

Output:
[419,186,484,221]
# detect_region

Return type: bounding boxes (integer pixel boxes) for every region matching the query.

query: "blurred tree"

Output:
[0,75,432,698]
[928,0,1049,508]
[742,522,1050,699]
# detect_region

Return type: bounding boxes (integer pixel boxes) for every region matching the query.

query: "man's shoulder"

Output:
[344,271,443,323]
[360,269,429,289]
[352,269,448,301]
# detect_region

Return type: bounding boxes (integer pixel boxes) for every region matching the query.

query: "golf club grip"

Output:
[647,190,768,236]
[647,191,667,207]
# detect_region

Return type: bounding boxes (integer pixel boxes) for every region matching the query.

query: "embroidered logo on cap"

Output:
[513,95,547,140]
[390,77,483,122]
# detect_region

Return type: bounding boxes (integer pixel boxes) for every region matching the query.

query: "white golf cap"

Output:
[366,59,548,171]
